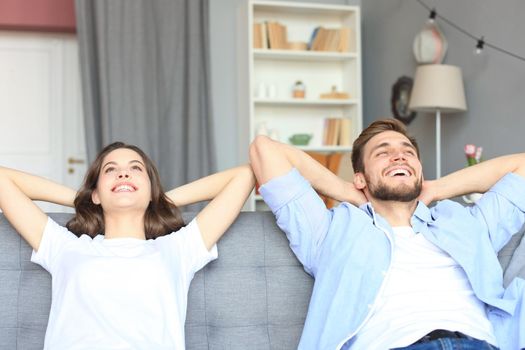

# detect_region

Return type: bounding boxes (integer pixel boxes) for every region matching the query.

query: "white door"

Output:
[0,31,86,212]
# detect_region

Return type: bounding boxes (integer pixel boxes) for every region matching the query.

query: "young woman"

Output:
[0,142,255,349]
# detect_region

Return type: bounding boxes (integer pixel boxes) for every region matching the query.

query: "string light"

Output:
[428,8,437,22]
[416,0,525,63]
[475,37,485,55]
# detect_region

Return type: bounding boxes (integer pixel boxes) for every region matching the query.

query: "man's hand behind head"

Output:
[418,180,438,206]
[344,181,368,207]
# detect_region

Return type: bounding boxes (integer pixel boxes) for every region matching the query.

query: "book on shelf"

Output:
[266,21,288,50]
[307,27,320,50]
[253,22,268,49]
[253,23,261,49]
[309,26,352,52]
[338,27,351,52]
[339,118,352,146]
[323,118,353,146]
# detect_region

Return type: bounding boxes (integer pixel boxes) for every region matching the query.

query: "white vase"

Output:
[269,129,280,141]
[256,122,269,136]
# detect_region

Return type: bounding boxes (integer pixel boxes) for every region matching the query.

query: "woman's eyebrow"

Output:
[129,160,145,167]
[102,160,145,169]
[102,161,117,169]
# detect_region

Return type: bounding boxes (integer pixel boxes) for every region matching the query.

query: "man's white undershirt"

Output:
[351,226,497,349]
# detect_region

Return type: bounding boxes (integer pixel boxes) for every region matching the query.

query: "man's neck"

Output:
[103,210,146,239]
[368,199,418,227]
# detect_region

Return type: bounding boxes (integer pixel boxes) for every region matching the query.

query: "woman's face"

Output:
[91,148,152,212]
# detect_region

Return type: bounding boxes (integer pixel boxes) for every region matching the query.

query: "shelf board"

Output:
[253,49,357,61]
[296,145,353,152]
[254,98,358,106]
[253,1,358,14]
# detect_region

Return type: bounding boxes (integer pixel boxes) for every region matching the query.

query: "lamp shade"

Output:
[409,64,467,113]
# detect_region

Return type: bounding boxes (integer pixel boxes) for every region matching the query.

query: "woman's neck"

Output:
[103,210,146,239]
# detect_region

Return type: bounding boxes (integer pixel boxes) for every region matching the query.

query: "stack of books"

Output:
[323,118,352,146]
[253,22,288,50]
[309,27,351,52]
[253,23,351,52]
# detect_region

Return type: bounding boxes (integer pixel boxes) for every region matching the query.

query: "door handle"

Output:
[68,157,85,165]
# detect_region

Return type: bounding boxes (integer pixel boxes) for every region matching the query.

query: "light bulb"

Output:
[428,9,437,23]
[475,37,485,55]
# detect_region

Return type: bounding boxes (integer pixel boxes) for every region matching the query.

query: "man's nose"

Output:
[392,151,406,161]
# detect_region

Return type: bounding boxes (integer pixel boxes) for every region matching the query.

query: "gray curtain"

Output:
[75,0,216,191]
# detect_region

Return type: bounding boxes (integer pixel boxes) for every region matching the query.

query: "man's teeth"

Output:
[114,185,135,192]
[388,169,409,177]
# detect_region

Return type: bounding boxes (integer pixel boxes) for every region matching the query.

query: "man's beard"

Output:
[365,173,422,202]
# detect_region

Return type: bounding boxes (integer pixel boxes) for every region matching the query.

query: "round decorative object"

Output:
[413,20,448,64]
[391,76,416,125]
[289,133,312,145]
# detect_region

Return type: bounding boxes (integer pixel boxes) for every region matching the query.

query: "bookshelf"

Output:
[238,0,362,210]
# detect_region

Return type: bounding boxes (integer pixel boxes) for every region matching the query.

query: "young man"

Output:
[249,118,525,350]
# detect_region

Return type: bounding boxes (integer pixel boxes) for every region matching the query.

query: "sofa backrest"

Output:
[0,212,313,350]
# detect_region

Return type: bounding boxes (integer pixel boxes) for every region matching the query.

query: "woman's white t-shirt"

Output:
[31,217,217,350]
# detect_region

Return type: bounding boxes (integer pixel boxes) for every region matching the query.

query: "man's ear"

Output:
[354,172,366,190]
[91,189,101,205]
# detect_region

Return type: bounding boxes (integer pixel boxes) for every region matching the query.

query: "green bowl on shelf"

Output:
[289,133,312,146]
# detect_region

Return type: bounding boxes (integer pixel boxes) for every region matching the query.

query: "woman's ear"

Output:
[91,190,101,205]
[353,173,366,190]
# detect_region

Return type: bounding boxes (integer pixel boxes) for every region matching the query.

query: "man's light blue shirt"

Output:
[260,169,525,350]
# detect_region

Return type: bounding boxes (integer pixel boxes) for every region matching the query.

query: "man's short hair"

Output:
[351,118,420,173]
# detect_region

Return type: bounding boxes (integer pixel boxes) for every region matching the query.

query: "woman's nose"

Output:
[117,170,130,178]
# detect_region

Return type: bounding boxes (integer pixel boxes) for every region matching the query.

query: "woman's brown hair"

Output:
[66,142,185,239]
[351,118,420,174]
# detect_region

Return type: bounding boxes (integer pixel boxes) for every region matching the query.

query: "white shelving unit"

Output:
[238,0,362,210]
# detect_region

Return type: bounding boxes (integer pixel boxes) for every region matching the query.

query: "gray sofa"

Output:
[0,212,313,350]
[1,211,525,350]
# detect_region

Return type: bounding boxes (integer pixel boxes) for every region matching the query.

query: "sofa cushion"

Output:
[184,212,313,349]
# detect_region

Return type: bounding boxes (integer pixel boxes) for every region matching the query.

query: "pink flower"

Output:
[464,144,476,157]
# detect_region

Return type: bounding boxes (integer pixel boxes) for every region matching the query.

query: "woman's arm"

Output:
[166,165,255,250]
[249,135,367,206]
[0,166,77,250]
[419,153,525,204]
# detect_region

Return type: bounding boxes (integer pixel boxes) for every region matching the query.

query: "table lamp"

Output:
[408,64,467,178]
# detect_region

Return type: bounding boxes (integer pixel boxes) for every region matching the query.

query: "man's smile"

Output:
[383,165,414,178]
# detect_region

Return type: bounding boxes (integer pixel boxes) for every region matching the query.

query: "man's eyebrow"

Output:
[370,142,390,153]
[401,141,417,150]
[370,141,416,153]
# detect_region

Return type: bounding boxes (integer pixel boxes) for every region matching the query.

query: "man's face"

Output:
[355,131,423,202]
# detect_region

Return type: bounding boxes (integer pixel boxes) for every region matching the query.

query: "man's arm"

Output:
[249,135,367,206]
[420,153,525,204]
